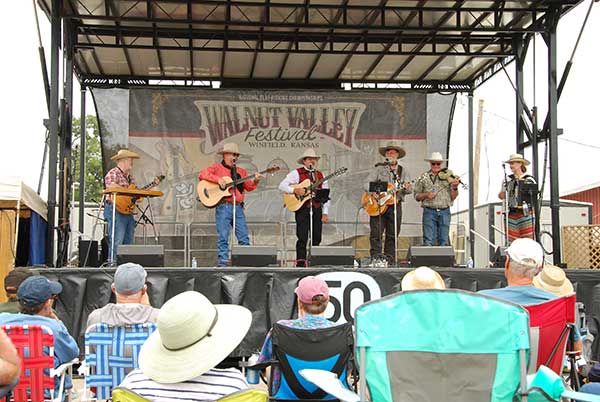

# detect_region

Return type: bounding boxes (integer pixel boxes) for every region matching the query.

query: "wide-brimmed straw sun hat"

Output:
[111,149,140,161]
[533,263,574,296]
[504,153,530,166]
[424,152,447,162]
[378,143,406,159]
[138,291,252,384]
[217,142,241,155]
[401,267,446,291]
[297,148,321,165]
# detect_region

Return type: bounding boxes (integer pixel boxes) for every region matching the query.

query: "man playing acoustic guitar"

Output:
[364,143,412,263]
[198,142,263,267]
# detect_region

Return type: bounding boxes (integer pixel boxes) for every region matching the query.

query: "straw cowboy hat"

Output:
[111,149,140,161]
[297,148,321,165]
[424,152,447,162]
[217,142,241,155]
[401,266,446,291]
[533,263,574,296]
[504,153,530,166]
[378,143,406,159]
[138,291,252,383]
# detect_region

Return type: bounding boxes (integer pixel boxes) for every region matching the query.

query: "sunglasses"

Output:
[430,162,442,166]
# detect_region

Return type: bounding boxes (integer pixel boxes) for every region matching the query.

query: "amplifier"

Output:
[117,245,164,267]
[406,246,455,267]
[309,246,355,267]
[231,245,278,267]
[79,240,99,267]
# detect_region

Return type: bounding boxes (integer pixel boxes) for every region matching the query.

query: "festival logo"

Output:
[194,101,366,153]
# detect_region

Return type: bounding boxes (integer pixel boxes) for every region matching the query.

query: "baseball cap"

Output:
[506,238,544,269]
[114,263,147,295]
[4,268,38,293]
[294,276,329,304]
[17,276,62,307]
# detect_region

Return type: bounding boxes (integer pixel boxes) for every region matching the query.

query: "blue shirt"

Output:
[0,313,80,397]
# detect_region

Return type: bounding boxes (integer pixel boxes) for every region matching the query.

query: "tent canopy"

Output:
[0,177,48,221]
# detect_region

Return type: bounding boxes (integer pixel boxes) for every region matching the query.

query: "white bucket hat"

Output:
[533,263,574,296]
[401,267,446,291]
[297,148,321,165]
[217,142,242,155]
[138,291,252,383]
[504,153,530,166]
[424,152,447,162]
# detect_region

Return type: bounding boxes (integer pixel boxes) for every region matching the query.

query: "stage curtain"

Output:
[0,210,17,302]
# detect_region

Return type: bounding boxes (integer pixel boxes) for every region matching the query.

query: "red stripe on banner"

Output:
[129,131,206,138]
[354,134,426,140]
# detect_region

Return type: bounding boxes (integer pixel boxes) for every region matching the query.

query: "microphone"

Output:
[307,163,315,171]
[374,158,391,167]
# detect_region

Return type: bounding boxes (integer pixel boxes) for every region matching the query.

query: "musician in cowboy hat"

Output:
[198,142,263,267]
[364,142,412,263]
[104,149,142,263]
[279,148,330,267]
[413,152,459,246]
[499,153,536,242]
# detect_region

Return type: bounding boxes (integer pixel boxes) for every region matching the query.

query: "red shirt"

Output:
[105,166,134,188]
[198,162,257,203]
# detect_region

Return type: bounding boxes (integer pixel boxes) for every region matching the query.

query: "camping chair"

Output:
[525,294,577,376]
[80,323,157,400]
[261,322,355,401]
[1,324,78,402]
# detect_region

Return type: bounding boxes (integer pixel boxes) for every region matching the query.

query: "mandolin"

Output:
[113,175,165,215]
[283,167,348,212]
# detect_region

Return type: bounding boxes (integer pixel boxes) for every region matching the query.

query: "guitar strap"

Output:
[221,160,245,193]
[117,167,132,185]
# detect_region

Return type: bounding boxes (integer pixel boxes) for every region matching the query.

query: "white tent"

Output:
[0,177,47,220]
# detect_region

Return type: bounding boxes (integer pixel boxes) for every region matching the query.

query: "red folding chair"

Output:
[525,294,576,375]
[2,325,77,402]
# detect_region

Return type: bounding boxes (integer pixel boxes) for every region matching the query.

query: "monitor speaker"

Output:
[406,246,454,267]
[231,245,278,267]
[309,246,355,267]
[493,246,508,268]
[117,245,164,267]
[78,240,99,267]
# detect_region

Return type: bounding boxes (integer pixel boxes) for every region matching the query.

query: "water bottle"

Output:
[191,257,198,268]
[466,257,474,269]
[246,353,260,384]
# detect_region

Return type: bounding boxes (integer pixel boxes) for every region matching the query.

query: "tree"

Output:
[72,115,104,203]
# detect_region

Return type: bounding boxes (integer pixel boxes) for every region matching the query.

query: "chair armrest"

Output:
[239,360,276,371]
[77,360,89,376]
[51,358,80,377]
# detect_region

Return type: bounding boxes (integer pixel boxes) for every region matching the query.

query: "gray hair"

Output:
[509,258,540,278]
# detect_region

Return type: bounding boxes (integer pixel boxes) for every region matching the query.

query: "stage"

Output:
[43,266,600,356]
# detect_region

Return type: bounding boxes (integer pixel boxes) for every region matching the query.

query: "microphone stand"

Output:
[389,163,399,268]
[231,159,237,263]
[502,164,510,246]
[307,165,315,267]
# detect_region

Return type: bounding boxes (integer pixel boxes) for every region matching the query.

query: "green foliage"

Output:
[72,115,104,202]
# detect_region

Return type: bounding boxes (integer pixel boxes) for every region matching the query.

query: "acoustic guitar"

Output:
[361,180,414,217]
[113,175,165,215]
[283,167,348,212]
[197,166,280,208]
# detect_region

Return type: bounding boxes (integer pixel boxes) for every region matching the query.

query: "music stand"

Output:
[519,182,538,206]
[314,188,330,204]
[369,181,387,193]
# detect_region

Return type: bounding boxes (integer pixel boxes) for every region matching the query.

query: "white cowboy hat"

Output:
[138,291,251,383]
[297,148,321,165]
[111,149,140,161]
[217,142,242,155]
[424,152,447,162]
[378,143,406,159]
[401,267,446,291]
[533,263,574,296]
[504,153,530,166]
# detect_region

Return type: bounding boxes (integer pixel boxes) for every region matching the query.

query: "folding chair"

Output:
[267,322,355,401]
[525,294,576,375]
[1,324,78,402]
[81,323,157,400]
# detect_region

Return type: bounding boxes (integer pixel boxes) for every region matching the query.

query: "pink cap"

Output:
[295,276,329,304]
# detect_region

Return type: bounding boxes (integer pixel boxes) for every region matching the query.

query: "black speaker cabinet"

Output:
[493,246,508,268]
[78,240,99,267]
[407,246,455,267]
[309,246,355,267]
[117,245,164,267]
[231,245,278,267]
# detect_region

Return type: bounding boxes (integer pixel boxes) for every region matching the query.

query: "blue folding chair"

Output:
[81,323,157,400]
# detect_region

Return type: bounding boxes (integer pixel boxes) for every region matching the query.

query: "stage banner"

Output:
[93,89,454,241]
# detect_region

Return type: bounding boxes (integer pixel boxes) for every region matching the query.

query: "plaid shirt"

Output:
[105,166,134,188]
[413,170,455,209]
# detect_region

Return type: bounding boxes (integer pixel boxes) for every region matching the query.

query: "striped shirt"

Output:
[119,367,248,402]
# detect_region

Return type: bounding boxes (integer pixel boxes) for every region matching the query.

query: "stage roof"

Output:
[40,0,581,90]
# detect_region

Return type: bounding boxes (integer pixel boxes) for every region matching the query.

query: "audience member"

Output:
[0,328,20,386]
[580,364,600,396]
[86,263,158,328]
[401,266,446,290]
[0,276,79,398]
[258,275,335,392]
[0,268,37,313]
[120,291,251,401]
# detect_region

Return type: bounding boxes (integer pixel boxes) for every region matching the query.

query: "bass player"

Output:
[364,143,412,262]
[279,149,329,267]
[198,142,263,267]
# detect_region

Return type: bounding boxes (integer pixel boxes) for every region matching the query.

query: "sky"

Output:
[0,1,599,205]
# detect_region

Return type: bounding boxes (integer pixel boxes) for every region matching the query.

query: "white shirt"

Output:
[279,169,330,215]
[119,367,248,402]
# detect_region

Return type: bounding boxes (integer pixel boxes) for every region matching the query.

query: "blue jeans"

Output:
[216,203,249,266]
[422,207,451,246]
[104,202,135,263]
